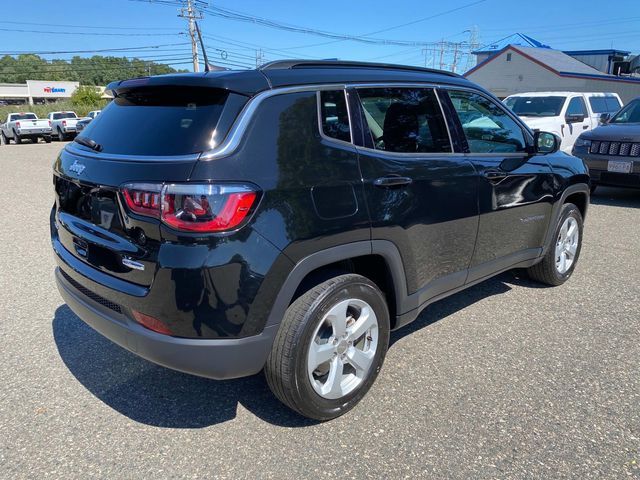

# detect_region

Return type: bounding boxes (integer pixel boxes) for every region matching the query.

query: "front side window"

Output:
[566,97,587,116]
[356,87,450,154]
[449,90,526,153]
[611,99,640,124]
[319,90,351,142]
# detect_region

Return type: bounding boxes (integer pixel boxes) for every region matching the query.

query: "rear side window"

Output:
[79,86,228,156]
[448,90,526,153]
[567,97,587,116]
[356,87,451,153]
[589,96,622,114]
[319,90,351,143]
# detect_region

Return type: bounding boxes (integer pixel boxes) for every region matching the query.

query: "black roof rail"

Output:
[258,59,462,78]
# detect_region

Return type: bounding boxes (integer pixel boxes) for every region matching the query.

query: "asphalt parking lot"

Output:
[0,141,638,479]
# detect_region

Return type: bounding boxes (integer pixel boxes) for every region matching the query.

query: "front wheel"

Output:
[265,274,390,421]
[527,203,583,286]
[0,131,7,145]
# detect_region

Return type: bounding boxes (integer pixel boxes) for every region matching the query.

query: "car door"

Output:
[350,86,479,308]
[442,88,555,283]
[563,96,591,153]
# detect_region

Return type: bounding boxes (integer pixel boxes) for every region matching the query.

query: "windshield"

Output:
[589,96,622,114]
[78,86,229,156]
[504,96,566,117]
[611,99,640,124]
[11,113,38,121]
[53,112,77,120]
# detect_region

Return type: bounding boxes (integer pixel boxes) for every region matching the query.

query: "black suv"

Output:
[51,60,590,420]
[572,97,640,192]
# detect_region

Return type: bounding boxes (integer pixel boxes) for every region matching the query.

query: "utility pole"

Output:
[438,40,445,70]
[179,0,203,72]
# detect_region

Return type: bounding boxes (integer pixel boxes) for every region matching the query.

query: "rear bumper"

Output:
[55,266,278,380]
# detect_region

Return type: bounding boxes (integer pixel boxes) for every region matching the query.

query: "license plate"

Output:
[608,160,632,173]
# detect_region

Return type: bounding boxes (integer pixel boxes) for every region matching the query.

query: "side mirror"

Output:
[534,131,561,154]
[599,113,611,124]
[565,113,585,123]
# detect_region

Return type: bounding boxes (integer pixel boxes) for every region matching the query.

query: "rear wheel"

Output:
[44,135,52,143]
[527,203,583,286]
[13,130,21,144]
[265,274,390,421]
[57,128,66,141]
[0,131,7,145]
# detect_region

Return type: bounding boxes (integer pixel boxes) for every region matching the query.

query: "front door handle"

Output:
[373,176,413,188]
[582,125,589,130]
[484,169,507,182]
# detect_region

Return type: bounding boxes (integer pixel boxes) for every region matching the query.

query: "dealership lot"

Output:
[0,142,638,478]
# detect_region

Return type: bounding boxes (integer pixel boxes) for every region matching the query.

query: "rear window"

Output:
[11,113,37,121]
[53,112,77,120]
[588,96,622,114]
[78,86,228,156]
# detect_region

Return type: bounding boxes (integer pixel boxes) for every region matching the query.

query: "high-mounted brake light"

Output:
[121,183,258,233]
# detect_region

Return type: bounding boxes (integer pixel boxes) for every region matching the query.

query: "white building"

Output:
[465,35,640,103]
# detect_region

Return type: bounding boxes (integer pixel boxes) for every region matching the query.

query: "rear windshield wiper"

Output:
[74,136,103,152]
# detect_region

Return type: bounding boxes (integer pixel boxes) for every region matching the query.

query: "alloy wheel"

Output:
[307,298,378,400]
[555,216,579,274]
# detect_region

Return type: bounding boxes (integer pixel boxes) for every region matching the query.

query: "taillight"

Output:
[48,120,52,127]
[122,183,162,217]
[15,121,21,128]
[62,120,67,127]
[121,183,258,233]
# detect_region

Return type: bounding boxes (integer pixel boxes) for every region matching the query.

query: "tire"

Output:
[57,128,66,142]
[590,183,597,195]
[0,131,7,145]
[527,203,583,286]
[44,135,52,143]
[265,274,390,421]
[13,130,21,144]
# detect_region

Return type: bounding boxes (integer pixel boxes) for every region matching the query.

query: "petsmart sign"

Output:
[27,80,79,98]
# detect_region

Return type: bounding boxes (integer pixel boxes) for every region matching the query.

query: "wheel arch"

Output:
[265,241,409,330]
[541,182,589,256]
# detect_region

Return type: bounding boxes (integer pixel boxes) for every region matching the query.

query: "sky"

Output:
[1,0,639,74]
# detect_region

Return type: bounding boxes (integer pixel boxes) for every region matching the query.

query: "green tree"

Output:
[70,85,103,109]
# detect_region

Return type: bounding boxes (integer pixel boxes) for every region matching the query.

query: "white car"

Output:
[0,112,52,144]
[48,111,80,141]
[504,92,623,153]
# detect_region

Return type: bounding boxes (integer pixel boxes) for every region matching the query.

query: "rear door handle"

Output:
[373,176,413,188]
[484,169,507,182]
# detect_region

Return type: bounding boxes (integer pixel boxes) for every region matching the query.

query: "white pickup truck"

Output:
[0,112,52,144]
[48,111,80,141]
[504,92,623,153]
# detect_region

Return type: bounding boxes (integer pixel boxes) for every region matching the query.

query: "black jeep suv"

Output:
[51,60,589,420]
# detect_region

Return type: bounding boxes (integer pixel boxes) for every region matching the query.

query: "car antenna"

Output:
[194,21,211,72]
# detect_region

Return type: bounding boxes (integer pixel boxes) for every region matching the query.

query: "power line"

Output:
[0,43,191,56]
[0,20,178,31]
[0,27,184,37]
